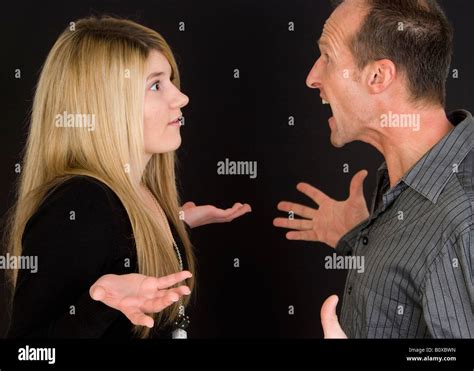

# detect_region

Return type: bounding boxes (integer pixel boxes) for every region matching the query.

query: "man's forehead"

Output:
[320,19,333,41]
[318,16,344,48]
[319,1,366,47]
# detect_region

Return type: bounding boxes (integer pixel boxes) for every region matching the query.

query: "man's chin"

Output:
[330,140,345,149]
[329,132,346,148]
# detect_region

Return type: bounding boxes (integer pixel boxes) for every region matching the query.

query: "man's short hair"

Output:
[333,0,453,106]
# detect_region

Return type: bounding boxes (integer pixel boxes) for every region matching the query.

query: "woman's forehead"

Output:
[145,50,172,77]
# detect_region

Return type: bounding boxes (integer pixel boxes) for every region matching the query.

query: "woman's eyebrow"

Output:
[146,71,165,81]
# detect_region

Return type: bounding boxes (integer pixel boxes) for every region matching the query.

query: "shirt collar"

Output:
[378,109,473,204]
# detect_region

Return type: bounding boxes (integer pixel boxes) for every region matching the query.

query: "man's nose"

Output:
[306,59,322,89]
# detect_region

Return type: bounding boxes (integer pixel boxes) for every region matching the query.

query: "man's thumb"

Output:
[349,169,368,198]
[320,295,347,339]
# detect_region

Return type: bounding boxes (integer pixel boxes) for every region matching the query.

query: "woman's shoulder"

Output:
[24,175,131,242]
[43,175,122,208]
[22,175,137,272]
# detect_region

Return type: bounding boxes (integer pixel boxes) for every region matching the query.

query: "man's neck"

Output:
[367,107,454,188]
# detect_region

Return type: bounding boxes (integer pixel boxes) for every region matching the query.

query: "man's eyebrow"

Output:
[317,37,329,49]
[146,71,166,81]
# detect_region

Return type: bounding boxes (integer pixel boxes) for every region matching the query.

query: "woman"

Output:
[4,16,250,339]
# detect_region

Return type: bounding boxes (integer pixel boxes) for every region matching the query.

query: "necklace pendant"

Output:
[172,328,187,339]
[171,313,190,339]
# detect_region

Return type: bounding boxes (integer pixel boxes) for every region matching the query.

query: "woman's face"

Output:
[143,50,189,157]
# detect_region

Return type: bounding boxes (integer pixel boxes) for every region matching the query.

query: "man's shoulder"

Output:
[435,149,474,235]
[455,148,474,204]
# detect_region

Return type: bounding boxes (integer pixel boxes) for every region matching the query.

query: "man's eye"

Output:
[150,81,160,91]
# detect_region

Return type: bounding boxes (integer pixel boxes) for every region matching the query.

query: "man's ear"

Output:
[364,59,396,94]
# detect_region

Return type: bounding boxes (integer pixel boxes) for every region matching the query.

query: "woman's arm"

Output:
[7,177,135,338]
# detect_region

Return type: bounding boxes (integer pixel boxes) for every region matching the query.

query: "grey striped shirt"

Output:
[335,109,474,338]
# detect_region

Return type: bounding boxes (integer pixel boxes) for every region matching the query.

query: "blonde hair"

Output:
[3,16,196,338]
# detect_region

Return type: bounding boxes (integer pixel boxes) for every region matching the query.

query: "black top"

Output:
[7,175,188,339]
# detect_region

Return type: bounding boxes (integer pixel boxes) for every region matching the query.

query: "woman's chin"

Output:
[147,137,182,155]
[165,135,182,152]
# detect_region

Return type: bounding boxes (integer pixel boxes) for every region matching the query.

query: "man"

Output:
[274,0,473,338]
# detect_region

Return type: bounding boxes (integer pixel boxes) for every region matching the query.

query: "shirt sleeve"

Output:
[7,178,132,338]
[422,230,474,338]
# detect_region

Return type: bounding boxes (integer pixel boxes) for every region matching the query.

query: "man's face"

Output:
[306,0,369,148]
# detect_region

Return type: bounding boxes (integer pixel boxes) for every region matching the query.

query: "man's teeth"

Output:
[322,99,329,105]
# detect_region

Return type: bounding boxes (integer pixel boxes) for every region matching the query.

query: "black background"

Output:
[0,0,473,339]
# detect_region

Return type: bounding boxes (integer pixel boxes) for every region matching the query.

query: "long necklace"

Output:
[143,187,190,339]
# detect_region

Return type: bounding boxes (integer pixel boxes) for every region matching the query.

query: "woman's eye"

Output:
[150,81,160,91]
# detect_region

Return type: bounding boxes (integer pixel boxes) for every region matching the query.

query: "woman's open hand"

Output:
[89,270,192,328]
[181,201,251,228]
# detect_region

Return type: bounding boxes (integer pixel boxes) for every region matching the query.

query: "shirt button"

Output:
[362,236,369,245]
[348,286,352,295]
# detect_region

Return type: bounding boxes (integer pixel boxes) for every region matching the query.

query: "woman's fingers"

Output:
[126,309,155,328]
[277,201,316,219]
[182,201,196,210]
[89,284,107,301]
[216,203,246,217]
[273,217,313,231]
[120,287,191,326]
[140,293,181,314]
[202,203,251,223]
[154,271,193,290]
[155,285,192,299]
[223,203,251,220]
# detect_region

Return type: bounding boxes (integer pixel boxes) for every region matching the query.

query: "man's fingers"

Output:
[155,271,193,290]
[277,201,316,219]
[297,183,330,205]
[273,217,313,231]
[349,170,368,199]
[321,295,347,339]
[89,284,106,301]
[286,230,319,241]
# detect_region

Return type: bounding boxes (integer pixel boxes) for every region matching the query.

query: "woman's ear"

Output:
[365,59,397,95]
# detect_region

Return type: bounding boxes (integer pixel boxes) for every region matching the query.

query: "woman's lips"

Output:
[168,117,181,126]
